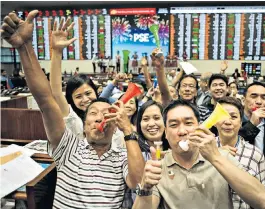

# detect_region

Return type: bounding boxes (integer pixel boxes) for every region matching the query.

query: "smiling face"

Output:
[84,102,115,144]
[72,83,97,111]
[140,105,165,142]
[215,103,241,140]
[165,105,199,154]
[209,79,228,101]
[124,97,137,118]
[179,77,197,102]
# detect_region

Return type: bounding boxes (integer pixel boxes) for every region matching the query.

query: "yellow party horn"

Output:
[201,103,230,129]
[154,141,163,160]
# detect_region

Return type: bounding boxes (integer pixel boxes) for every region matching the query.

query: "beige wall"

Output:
[38,59,265,75]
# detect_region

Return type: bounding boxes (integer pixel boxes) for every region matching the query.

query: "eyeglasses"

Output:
[180,84,196,89]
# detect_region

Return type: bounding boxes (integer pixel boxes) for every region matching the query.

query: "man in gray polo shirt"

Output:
[133,100,265,209]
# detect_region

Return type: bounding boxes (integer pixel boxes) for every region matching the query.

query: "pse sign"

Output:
[134,33,150,42]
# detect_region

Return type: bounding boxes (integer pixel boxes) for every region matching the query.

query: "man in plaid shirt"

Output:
[215,97,265,209]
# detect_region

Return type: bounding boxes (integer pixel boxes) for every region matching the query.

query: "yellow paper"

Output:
[0,151,22,165]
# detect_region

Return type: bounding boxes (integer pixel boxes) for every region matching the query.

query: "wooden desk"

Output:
[1,105,55,208]
[1,96,28,108]
[1,108,48,141]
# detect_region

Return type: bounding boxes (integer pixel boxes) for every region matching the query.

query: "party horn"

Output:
[96,83,142,132]
[201,103,230,129]
[149,24,160,48]
[154,141,163,160]
[122,50,130,64]
[149,24,163,57]
[122,49,130,73]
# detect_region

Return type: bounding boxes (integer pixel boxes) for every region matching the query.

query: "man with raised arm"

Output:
[1,10,145,209]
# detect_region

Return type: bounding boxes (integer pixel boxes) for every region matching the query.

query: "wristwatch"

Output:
[145,95,152,100]
[135,183,152,196]
[124,132,138,141]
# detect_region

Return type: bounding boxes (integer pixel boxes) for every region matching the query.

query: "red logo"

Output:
[110,8,156,15]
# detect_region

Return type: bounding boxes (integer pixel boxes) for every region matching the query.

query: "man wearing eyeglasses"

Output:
[177,74,211,122]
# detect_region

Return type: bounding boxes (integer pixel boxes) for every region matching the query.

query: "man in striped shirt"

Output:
[1,10,145,209]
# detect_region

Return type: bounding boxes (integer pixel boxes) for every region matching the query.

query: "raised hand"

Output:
[146,87,155,98]
[104,100,132,135]
[250,107,265,126]
[52,17,77,52]
[188,126,221,163]
[150,53,164,69]
[141,57,148,67]
[113,72,127,86]
[1,10,38,49]
[220,60,228,71]
[140,147,162,190]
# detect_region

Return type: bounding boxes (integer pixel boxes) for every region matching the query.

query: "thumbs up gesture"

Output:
[140,147,162,190]
[1,10,39,49]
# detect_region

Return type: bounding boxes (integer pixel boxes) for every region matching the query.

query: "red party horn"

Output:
[96,120,106,132]
[96,83,142,132]
[120,83,142,104]
[252,107,258,112]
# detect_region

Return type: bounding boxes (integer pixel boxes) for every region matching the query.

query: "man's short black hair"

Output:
[163,99,200,126]
[208,74,228,88]
[83,98,111,125]
[218,97,243,121]
[243,81,265,96]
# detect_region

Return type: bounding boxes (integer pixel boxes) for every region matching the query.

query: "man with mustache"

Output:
[239,82,265,155]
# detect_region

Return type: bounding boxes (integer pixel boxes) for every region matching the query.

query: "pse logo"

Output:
[133,33,150,42]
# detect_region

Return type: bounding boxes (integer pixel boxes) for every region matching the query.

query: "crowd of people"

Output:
[1,10,265,209]
[90,50,188,75]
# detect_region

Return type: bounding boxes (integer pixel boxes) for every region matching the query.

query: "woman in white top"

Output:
[49,18,98,138]
[50,18,124,145]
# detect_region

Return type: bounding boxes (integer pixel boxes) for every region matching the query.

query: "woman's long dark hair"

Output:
[66,74,98,120]
[136,100,169,153]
